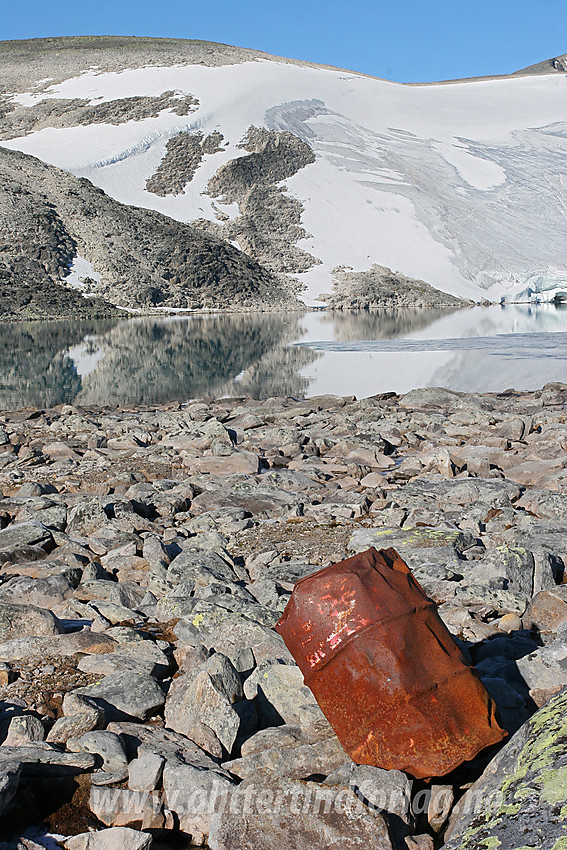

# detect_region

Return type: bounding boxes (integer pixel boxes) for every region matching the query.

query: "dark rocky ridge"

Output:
[0,146,301,319]
[0,36,366,99]
[0,37,562,97]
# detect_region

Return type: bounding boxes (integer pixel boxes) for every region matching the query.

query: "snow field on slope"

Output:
[2,60,565,305]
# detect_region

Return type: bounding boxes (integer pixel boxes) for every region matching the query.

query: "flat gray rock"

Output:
[0,630,116,663]
[208,775,393,850]
[222,734,348,781]
[0,744,96,775]
[73,671,165,722]
[63,826,153,850]
[166,546,240,586]
[399,387,476,410]
[105,722,220,771]
[0,520,53,552]
[173,601,291,667]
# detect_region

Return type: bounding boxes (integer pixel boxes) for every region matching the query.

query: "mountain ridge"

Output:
[0,37,565,316]
[0,145,300,319]
[1,36,564,89]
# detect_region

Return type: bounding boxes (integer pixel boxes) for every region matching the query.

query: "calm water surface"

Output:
[1,304,566,408]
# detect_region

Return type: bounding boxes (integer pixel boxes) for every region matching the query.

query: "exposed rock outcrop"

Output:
[0,91,199,141]
[319,264,471,310]
[207,126,321,275]
[146,130,224,196]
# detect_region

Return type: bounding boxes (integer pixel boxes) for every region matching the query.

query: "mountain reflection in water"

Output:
[0,313,318,409]
[0,304,565,409]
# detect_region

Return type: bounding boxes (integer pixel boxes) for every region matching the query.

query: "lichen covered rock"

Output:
[442,687,567,850]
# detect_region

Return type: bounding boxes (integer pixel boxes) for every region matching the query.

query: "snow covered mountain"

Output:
[1,37,565,309]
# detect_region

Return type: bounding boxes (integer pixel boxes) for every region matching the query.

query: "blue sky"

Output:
[1,0,565,83]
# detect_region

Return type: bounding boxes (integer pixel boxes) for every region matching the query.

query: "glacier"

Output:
[1,49,565,306]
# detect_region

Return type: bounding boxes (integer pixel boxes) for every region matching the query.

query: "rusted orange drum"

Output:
[275,547,506,779]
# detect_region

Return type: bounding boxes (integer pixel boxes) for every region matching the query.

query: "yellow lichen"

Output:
[541,766,567,805]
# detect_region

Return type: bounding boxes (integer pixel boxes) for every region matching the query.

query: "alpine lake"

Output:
[1,303,566,409]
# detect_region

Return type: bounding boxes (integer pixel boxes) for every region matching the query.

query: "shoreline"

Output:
[3,298,565,324]
[0,301,529,325]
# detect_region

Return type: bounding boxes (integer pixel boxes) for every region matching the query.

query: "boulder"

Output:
[0,759,20,815]
[0,521,53,555]
[0,601,62,641]
[208,775,393,850]
[165,653,243,758]
[243,660,319,726]
[128,752,165,792]
[105,722,220,771]
[166,546,241,587]
[3,714,45,746]
[516,624,567,707]
[0,573,76,607]
[523,587,567,638]
[348,527,470,582]
[502,519,567,591]
[89,786,164,829]
[194,450,260,475]
[443,687,567,850]
[0,631,117,663]
[68,730,128,776]
[325,762,414,831]
[72,671,165,722]
[162,761,235,844]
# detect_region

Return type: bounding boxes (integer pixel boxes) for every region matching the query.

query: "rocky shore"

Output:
[0,384,566,849]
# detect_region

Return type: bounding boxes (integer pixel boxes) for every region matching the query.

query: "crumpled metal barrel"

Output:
[275,547,506,779]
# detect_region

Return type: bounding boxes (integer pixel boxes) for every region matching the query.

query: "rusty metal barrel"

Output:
[275,546,506,779]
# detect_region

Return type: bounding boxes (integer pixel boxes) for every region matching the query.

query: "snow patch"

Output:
[64,256,101,290]
[432,140,506,190]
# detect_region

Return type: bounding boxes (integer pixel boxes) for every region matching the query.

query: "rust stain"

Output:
[275,546,507,779]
